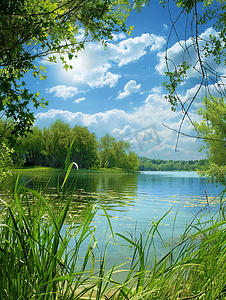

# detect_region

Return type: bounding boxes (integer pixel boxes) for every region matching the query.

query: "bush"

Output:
[0,142,14,182]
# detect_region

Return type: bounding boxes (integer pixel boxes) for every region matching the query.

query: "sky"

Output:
[25,1,225,161]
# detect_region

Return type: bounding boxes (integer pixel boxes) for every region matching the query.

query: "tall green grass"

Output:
[0,177,99,299]
[1,169,226,299]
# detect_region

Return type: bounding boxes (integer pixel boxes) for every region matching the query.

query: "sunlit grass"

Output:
[13,166,57,172]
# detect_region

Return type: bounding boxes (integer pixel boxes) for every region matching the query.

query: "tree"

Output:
[160,0,226,149]
[112,139,130,168]
[13,120,100,168]
[98,133,116,168]
[123,151,140,171]
[43,119,71,167]
[19,126,45,166]
[0,0,148,139]
[71,125,99,169]
[175,161,183,171]
[194,97,226,185]
[98,133,139,170]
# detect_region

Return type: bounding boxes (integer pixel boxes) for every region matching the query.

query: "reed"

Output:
[1,169,226,299]
[108,199,226,300]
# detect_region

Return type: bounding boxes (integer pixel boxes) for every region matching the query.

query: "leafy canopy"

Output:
[0,0,149,139]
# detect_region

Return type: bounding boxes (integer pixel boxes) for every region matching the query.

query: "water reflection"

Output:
[0,170,139,218]
[1,170,225,272]
[1,170,225,218]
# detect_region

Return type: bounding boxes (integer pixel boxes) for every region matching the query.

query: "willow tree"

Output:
[98,133,140,170]
[0,0,149,140]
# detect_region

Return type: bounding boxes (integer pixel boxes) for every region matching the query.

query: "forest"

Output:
[139,157,207,171]
[0,119,140,171]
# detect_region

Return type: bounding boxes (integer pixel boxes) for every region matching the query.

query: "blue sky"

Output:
[27,1,224,160]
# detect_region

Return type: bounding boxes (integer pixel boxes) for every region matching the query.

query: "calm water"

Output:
[1,170,225,272]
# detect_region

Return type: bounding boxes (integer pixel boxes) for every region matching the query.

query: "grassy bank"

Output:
[1,172,226,299]
[12,166,136,173]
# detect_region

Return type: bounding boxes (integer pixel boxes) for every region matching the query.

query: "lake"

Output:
[1,169,225,273]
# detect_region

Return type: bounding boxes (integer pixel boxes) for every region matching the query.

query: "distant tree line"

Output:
[0,119,140,171]
[139,157,207,171]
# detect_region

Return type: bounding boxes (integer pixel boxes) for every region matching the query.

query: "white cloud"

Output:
[46,85,79,100]
[39,91,196,139]
[59,33,166,88]
[150,36,166,51]
[163,24,168,31]
[36,26,215,160]
[35,92,180,139]
[154,27,226,116]
[144,92,167,105]
[73,97,85,104]
[35,88,204,159]
[156,27,224,79]
[112,33,126,41]
[150,86,162,94]
[112,125,133,136]
[181,78,226,108]
[117,80,141,99]
[111,33,166,67]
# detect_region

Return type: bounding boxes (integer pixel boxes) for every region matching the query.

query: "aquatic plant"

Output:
[108,198,226,300]
[0,178,99,299]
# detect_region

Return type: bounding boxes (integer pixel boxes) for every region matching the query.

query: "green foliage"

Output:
[43,120,71,168]
[139,156,207,171]
[124,151,140,171]
[98,133,116,168]
[98,133,140,171]
[71,125,99,169]
[19,126,45,166]
[16,119,99,169]
[0,0,139,138]
[163,61,191,112]
[0,142,14,182]
[194,97,226,185]
[2,119,140,171]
